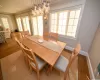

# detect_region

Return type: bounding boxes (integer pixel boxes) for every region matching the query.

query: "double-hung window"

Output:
[50,8,81,38]
[22,16,31,34]
[16,17,23,31]
[32,16,43,36]
[1,18,9,29]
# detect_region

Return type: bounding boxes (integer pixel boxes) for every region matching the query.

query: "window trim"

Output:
[16,17,23,31]
[1,17,10,29]
[49,5,83,40]
[31,15,43,36]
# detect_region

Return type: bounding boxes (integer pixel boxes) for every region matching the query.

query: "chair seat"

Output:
[30,56,46,70]
[54,55,69,72]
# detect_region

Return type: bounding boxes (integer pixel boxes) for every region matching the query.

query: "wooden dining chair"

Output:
[43,32,49,41]
[49,32,58,41]
[20,31,31,38]
[14,37,22,47]
[15,37,31,67]
[54,44,81,80]
[20,43,46,80]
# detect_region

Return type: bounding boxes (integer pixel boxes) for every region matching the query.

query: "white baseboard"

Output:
[65,46,88,56]
[65,46,95,80]
[87,53,95,80]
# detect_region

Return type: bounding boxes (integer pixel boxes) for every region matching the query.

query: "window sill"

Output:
[58,34,77,40]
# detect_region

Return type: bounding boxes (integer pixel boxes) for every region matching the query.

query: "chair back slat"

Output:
[21,45,38,70]
[49,32,58,41]
[70,44,81,61]
[21,31,30,38]
[43,32,49,36]
[43,32,49,41]
[15,37,22,47]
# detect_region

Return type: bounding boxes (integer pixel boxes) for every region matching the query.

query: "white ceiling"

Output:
[0,0,62,14]
[0,0,82,14]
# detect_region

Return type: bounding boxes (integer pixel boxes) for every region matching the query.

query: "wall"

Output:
[0,14,17,32]
[48,0,100,52]
[89,24,100,78]
[78,0,100,52]
[50,0,86,11]
[9,15,17,31]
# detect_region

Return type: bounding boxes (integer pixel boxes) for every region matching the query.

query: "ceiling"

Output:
[0,0,82,14]
[0,0,62,14]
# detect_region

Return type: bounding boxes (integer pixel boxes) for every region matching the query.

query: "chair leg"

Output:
[37,71,40,80]
[68,71,70,80]
[29,66,32,74]
[46,66,52,76]
[64,71,70,80]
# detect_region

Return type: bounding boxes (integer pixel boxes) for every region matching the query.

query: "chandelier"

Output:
[32,0,50,19]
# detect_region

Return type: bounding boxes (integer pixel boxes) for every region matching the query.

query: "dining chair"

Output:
[20,43,46,80]
[49,32,58,41]
[43,32,49,41]
[15,37,31,68]
[20,31,31,38]
[54,44,81,80]
[14,37,22,47]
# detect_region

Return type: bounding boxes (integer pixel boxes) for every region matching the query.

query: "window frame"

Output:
[22,16,31,34]
[1,17,10,29]
[49,6,82,40]
[16,17,23,31]
[31,15,43,36]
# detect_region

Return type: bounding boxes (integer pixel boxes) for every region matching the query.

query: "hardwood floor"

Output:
[78,55,90,80]
[0,61,3,80]
[0,33,90,80]
[0,39,20,59]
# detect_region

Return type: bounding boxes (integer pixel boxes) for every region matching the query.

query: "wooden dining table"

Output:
[21,35,66,67]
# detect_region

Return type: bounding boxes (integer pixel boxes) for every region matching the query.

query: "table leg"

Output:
[46,65,53,75]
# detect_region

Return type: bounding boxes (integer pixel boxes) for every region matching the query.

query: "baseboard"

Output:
[65,46,95,80]
[65,46,88,56]
[87,53,95,80]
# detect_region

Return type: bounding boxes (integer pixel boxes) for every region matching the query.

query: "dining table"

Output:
[21,35,67,67]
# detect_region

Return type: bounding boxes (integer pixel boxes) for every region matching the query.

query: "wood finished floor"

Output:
[0,34,90,80]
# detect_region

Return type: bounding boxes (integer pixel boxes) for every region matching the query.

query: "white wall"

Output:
[51,0,86,11]
[49,0,100,52]
[79,0,100,52]
[89,25,100,78]
[0,14,17,32]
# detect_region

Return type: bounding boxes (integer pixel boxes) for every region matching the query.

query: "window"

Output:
[50,13,57,33]
[32,17,38,35]
[32,16,43,36]
[22,16,31,34]
[1,18,9,29]
[58,12,68,35]
[16,17,23,31]
[67,10,81,37]
[50,8,81,38]
[37,16,43,36]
